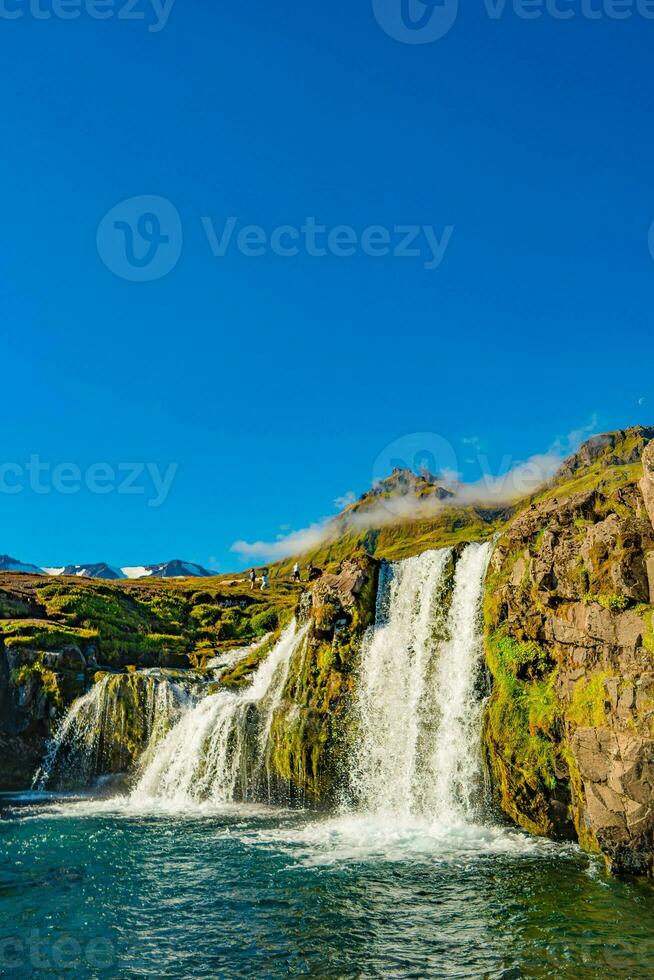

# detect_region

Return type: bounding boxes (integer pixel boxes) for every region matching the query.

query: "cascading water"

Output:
[35,543,490,828]
[349,548,453,817]
[429,542,493,824]
[349,542,492,825]
[131,620,307,806]
[35,671,194,791]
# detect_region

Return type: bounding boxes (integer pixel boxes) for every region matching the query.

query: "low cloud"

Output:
[230,420,600,563]
[231,521,331,561]
[333,490,357,509]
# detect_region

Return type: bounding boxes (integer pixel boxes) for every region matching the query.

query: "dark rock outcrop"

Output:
[267,555,379,806]
[484,431,654,873]
[0,632,44,789]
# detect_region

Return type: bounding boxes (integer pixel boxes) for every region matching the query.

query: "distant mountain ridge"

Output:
[0,555,216,580]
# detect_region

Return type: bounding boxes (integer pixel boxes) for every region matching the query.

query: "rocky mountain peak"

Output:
[555,426,654,484]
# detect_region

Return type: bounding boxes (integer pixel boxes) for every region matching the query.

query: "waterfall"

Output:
[35,671,193,791]
[131,620,307,806]
[428,542,493,823]
[349,542,492,824]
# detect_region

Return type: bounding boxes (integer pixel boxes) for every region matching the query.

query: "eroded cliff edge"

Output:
[484,428,654,874]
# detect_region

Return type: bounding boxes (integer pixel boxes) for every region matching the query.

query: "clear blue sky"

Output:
[2,0,653,569]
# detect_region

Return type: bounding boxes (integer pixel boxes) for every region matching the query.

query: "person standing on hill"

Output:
[261,569,269,590]
[249,568,256,590]
[293,561,300,583]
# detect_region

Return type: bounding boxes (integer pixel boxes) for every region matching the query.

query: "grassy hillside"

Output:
[0,572,300,670]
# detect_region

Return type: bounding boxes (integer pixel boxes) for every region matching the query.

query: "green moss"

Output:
[2,620,96,649]
[561,743,601,854]
[11,660,63,708]
[483,550,523,627]
[537,462,642,505]
[484,628,565,834]
[250,606,280,635]
[566,672,612,728]
[640,608,654,653]
[598,594,630,612]
[220,633,279,688]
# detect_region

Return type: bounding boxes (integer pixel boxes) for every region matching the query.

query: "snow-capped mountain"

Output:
[1,557,216,580]
[44,563,126,580]
[121,560,215,579]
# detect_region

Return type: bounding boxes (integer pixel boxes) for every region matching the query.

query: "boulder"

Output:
[43,645,86,672]
[311,558,374,638]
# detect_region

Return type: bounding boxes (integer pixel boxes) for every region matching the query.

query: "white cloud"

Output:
[231,521,331,561]
[229,421,602,563]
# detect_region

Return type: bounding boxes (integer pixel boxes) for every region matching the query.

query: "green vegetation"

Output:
[268,558,380,806]
[566,673,611,728]
[598,594,630,612]
[220,633,279,688]
[275,507,507,577]
[485,630,562,807]
[2,620,97,649]
[0,573,300,672]
[11,659,63,709]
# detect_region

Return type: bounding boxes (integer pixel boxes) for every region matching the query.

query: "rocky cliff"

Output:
[484,427,654,874]
[0,632,46,789]
[267,556,379,806]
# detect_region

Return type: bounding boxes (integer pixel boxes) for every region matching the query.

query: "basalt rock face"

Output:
[639,440,654,534]
[484,435,654,874]
[267,556,380,807]
[0,634,45,789]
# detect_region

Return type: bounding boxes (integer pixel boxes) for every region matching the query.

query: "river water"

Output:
[1,794,654,978]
